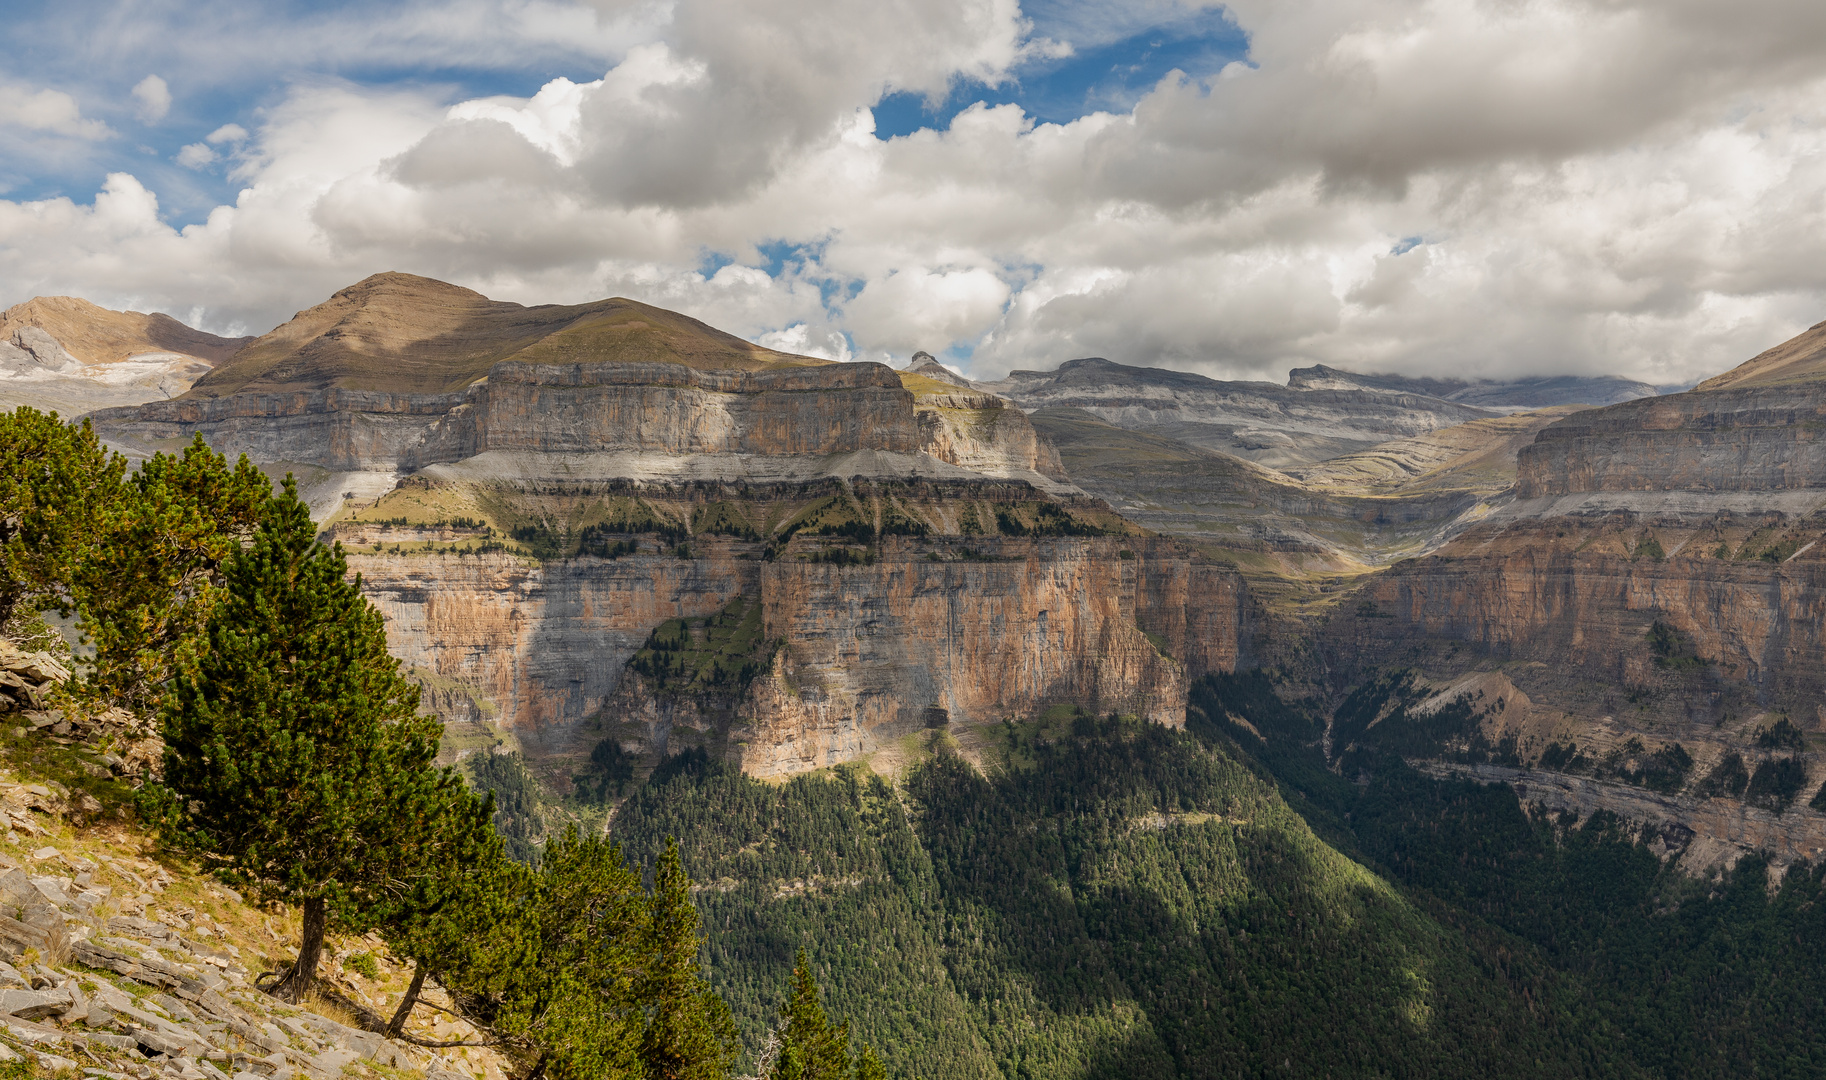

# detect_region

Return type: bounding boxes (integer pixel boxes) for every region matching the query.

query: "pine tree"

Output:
[770,950,854,1080]
[636,839,738,1080]
[75,434,269,713]
[149,478,468,1002]
[369,785,507,1037]
[491,827,649,1080]
[0,407,123,627]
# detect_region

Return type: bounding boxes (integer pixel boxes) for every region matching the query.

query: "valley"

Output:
[7,273,1826,1077]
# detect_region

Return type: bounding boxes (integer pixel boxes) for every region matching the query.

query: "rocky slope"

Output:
[0,297,249,415]
[976,356,1495,467]
[1287,363,1665,410]
[0,643,510,1080]
[1324,318,1826,871]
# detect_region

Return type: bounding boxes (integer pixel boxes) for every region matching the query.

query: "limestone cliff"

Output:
[342,479,1245,779]
[1324,318,1826,871]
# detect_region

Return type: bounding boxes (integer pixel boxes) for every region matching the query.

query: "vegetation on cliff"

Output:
[1198,670,1826,1079]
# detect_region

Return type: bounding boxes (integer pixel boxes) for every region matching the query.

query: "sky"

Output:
[1,0,1825,384]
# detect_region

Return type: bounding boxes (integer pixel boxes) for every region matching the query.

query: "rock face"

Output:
[354,518,1245,777]
[1515,383,1826,498]
[1328,318,1826,870]
[977,356,1494,467]
[92,358,1064,484]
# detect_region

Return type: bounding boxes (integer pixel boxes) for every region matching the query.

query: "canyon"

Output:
[77,274,1242,785]
[1323,319,1826,872]
[17,271,1826,874]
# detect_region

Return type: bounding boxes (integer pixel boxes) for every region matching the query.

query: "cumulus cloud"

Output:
[2,0,1826,388]
[0,84,112,139]
[175,143,215,169]
[131,75,171,123]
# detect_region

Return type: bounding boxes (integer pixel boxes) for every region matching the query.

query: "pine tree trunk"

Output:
[270,896,327,1003]
[387,963,427,1039]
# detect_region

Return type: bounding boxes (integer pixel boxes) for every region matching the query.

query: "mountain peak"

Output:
[0,295,250,366]
[185,273,826,399]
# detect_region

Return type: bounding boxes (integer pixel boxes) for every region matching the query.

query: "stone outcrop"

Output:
[1515,383,1826,498]
[977,356,1495,467]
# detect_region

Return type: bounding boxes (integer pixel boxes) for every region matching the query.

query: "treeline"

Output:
[0,407,880,1080]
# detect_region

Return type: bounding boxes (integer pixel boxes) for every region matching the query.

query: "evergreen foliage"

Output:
[147,479,469,1000]
[425,829,737,1080]
[612,720,1614,1079]
[74,434,269,712]
[1198,670,1826,1079]
[767,950,861,1080]
[0,406,124,626]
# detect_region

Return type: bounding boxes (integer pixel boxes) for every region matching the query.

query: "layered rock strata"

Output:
[1328,323,1826,868]
[357,530,1245,778]
[90,360,1065,485]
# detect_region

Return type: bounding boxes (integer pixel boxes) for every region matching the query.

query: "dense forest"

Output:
[1192,672,1826,1080]
[611,717,1642,1079]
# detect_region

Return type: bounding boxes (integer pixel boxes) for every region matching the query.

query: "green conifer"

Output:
[75,434,269,712]
[636,839,738,1080]
[0,407,123,627]
[149,478,467,1002]
[770,950,854,1080]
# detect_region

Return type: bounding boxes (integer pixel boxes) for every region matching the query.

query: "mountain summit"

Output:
[186,272,826,399]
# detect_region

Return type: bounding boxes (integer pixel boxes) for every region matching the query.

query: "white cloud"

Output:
[175,143,215,169]
[131,75,171,123]
[3,0,1826,388]
[0,84,112,139]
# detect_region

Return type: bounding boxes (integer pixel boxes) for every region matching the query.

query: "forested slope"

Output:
[1195,672,1826,1080]
[611,719,1633,1079]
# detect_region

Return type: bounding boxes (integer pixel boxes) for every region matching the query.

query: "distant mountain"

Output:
[975,356,1493,467]
[1286,363,1661,410]
[188,272,824,398]
[0,295,251,414]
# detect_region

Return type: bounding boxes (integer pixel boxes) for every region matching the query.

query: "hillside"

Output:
[1694,318,1826,390]
[0,298,249,367]
[1287,363,1662,409]
[0,298,250,415]
[976,356,1493,467]
[0,644,509,1080]
[185,273,826,398]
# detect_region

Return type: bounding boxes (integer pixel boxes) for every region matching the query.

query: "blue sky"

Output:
[874,5,1247,136]
[0,0,1819,385]
[0,0,1249,228]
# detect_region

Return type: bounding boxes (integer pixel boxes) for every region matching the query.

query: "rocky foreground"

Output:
[0,642,509,1080]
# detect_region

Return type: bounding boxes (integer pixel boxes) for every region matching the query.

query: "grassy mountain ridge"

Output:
[187,272,827,398]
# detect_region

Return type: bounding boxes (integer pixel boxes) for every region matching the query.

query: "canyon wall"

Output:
[1515,384,1826,497]
[89,359,1064,482]
[354,533,1246,778]
[1328,372,1826,870]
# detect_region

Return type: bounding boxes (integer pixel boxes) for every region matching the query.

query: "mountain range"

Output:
[8,272,1826,1076]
